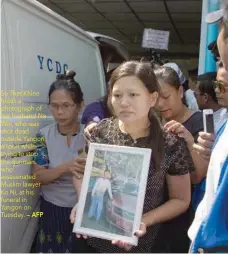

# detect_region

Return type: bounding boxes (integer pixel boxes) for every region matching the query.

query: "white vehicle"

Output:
[1,0,128,252]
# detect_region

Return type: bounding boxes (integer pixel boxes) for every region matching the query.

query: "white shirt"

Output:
[214,108,228,133]
[92,178,113,199]
[185,89,199,112]
[188,121,228,241]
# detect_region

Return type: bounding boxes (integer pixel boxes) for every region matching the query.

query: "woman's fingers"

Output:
[73,158,86,173]
[71,171,82,179]
[112,240,133,250]
[123,243,132,251]
[74,158,86,166]
[198,135,214,149]
[112,240,122,247]
[135,222,147,237]
[70,206,76,223]
[75,233,89,239]
[198,131,215,140]
[164,120,177,129]
[165,122,183,134]
[193,143,212,157]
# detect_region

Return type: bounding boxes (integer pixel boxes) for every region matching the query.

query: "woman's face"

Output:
[49,89,82,127]
[216,67,228,107]
[156,80,184,121]
[111,76,158,125]
[217,25,228,71]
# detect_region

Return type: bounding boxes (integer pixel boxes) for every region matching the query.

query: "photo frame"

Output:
[73,143,152,246]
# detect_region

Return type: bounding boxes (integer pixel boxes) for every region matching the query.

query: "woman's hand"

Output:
[70,204,88,239]
[111,222,147,251]
[66,157,86,175]
[193,132,215,160]
[84,122,98,141]
[70,204,77,224]
[164,120,194,145]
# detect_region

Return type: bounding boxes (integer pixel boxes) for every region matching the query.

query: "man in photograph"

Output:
[88,168,113,221]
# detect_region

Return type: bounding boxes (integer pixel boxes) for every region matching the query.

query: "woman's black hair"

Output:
[109,61,164,172]
[154,66,188,107]
[48,70,84,104]
[198,80,218,103]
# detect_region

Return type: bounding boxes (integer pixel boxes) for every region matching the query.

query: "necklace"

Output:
[57,123,80,136]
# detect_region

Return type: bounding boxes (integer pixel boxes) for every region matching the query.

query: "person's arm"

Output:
[32,163,68,185]
[142,173,191,226]
[107,180,113,199]
[32,132,86,185]
[164,121,211,184]
[187,140,210,184]
[33,158,86,185]
[142,136,192,227]
[32,131,66,185]
[72,175,83,198]
[192,132,215,160]
[91,179,99,196]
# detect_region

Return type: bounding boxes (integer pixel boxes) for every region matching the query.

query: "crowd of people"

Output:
[32,3,228,253]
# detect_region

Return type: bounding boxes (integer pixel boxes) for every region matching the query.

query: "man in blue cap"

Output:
[188,1,228,253]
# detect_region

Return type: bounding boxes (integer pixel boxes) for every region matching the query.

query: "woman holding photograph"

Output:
[32,70,87,253]
[70,61,193,253]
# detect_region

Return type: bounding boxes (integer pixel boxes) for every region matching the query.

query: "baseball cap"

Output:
[197,72,217,81]
[205,1,228,23]
[163,62,187,85]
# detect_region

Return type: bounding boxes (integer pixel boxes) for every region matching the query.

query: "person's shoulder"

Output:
[38,123,57,136]
[189,111,203,121]
[163,129,188,154]
[92,117,115,133]
[163,129,182,146]
[90,117,116,143]
[163,129,194,175]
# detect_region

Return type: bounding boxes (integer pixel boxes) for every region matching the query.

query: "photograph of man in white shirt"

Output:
[88,168,113,221]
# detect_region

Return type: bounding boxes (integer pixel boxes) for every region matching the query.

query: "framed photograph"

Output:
[73,143,152,246]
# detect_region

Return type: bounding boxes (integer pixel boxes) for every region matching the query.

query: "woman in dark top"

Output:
[71,61,193,253]
[154,66,209,183]
[154,66,209,253]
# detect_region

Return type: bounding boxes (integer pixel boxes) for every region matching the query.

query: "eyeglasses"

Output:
[48,103,76,111]
[213,81,226,93]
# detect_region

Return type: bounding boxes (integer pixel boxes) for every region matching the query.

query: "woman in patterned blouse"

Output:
[70,61,194,253]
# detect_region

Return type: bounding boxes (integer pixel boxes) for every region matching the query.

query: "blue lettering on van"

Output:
[55,61,61,73]
[37,55,44,69]
[47,58,53,71]
[63,64,68,73]
[37,55,69,74]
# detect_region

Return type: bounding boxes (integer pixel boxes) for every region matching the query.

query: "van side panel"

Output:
[5,0,106,104]
[1,0,106,252]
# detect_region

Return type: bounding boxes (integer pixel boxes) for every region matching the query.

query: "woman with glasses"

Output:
[32,70,87,253]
